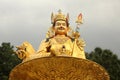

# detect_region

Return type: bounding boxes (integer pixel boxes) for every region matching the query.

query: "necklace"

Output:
[54,36,69,44]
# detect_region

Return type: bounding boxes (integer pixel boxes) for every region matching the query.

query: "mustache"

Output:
[57,26,65,30]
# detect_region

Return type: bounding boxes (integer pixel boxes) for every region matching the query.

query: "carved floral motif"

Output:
[9,57,109,80]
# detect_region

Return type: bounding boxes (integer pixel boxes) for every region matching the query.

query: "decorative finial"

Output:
[76,13,83,24]
[75,13,83,32]
[51,12,54,24]
[58,9,62,14]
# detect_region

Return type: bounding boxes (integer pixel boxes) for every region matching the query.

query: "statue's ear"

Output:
[52,26,55,30]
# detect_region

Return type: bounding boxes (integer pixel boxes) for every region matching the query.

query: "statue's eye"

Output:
[56,23,61,26]
[62,23,66,26]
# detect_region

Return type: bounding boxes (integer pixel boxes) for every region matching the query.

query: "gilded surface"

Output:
[9,57,109,80]
[11,10,110,80]
[15,10,86,62]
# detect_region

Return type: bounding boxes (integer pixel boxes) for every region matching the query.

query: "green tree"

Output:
[86,47,120,80]
[0,42,21,80]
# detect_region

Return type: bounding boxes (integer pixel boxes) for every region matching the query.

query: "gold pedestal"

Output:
[9,56,109,80]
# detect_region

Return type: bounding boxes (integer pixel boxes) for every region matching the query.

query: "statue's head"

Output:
[51,10,70,36]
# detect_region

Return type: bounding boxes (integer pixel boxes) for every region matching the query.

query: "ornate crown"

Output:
[51,9,69,24]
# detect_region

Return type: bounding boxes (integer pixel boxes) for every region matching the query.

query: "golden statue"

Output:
[16,10,86,62]
[9,10,110,80]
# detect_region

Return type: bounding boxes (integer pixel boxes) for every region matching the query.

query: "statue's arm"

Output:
[37,39,51,56]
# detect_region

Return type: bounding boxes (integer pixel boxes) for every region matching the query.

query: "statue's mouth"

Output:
[58,26,65,30]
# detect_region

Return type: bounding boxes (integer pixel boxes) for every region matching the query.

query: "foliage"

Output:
[0,43,21,80]
[86,47,120,80]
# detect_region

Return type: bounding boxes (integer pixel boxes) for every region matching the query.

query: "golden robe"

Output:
[37,36,86,59]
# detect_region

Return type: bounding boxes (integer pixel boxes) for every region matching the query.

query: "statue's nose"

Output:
[60,26,63,28]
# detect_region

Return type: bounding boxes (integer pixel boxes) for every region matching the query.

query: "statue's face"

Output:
[54,20,68,35]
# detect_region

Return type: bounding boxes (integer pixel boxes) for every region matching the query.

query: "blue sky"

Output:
[0,0,120,57]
